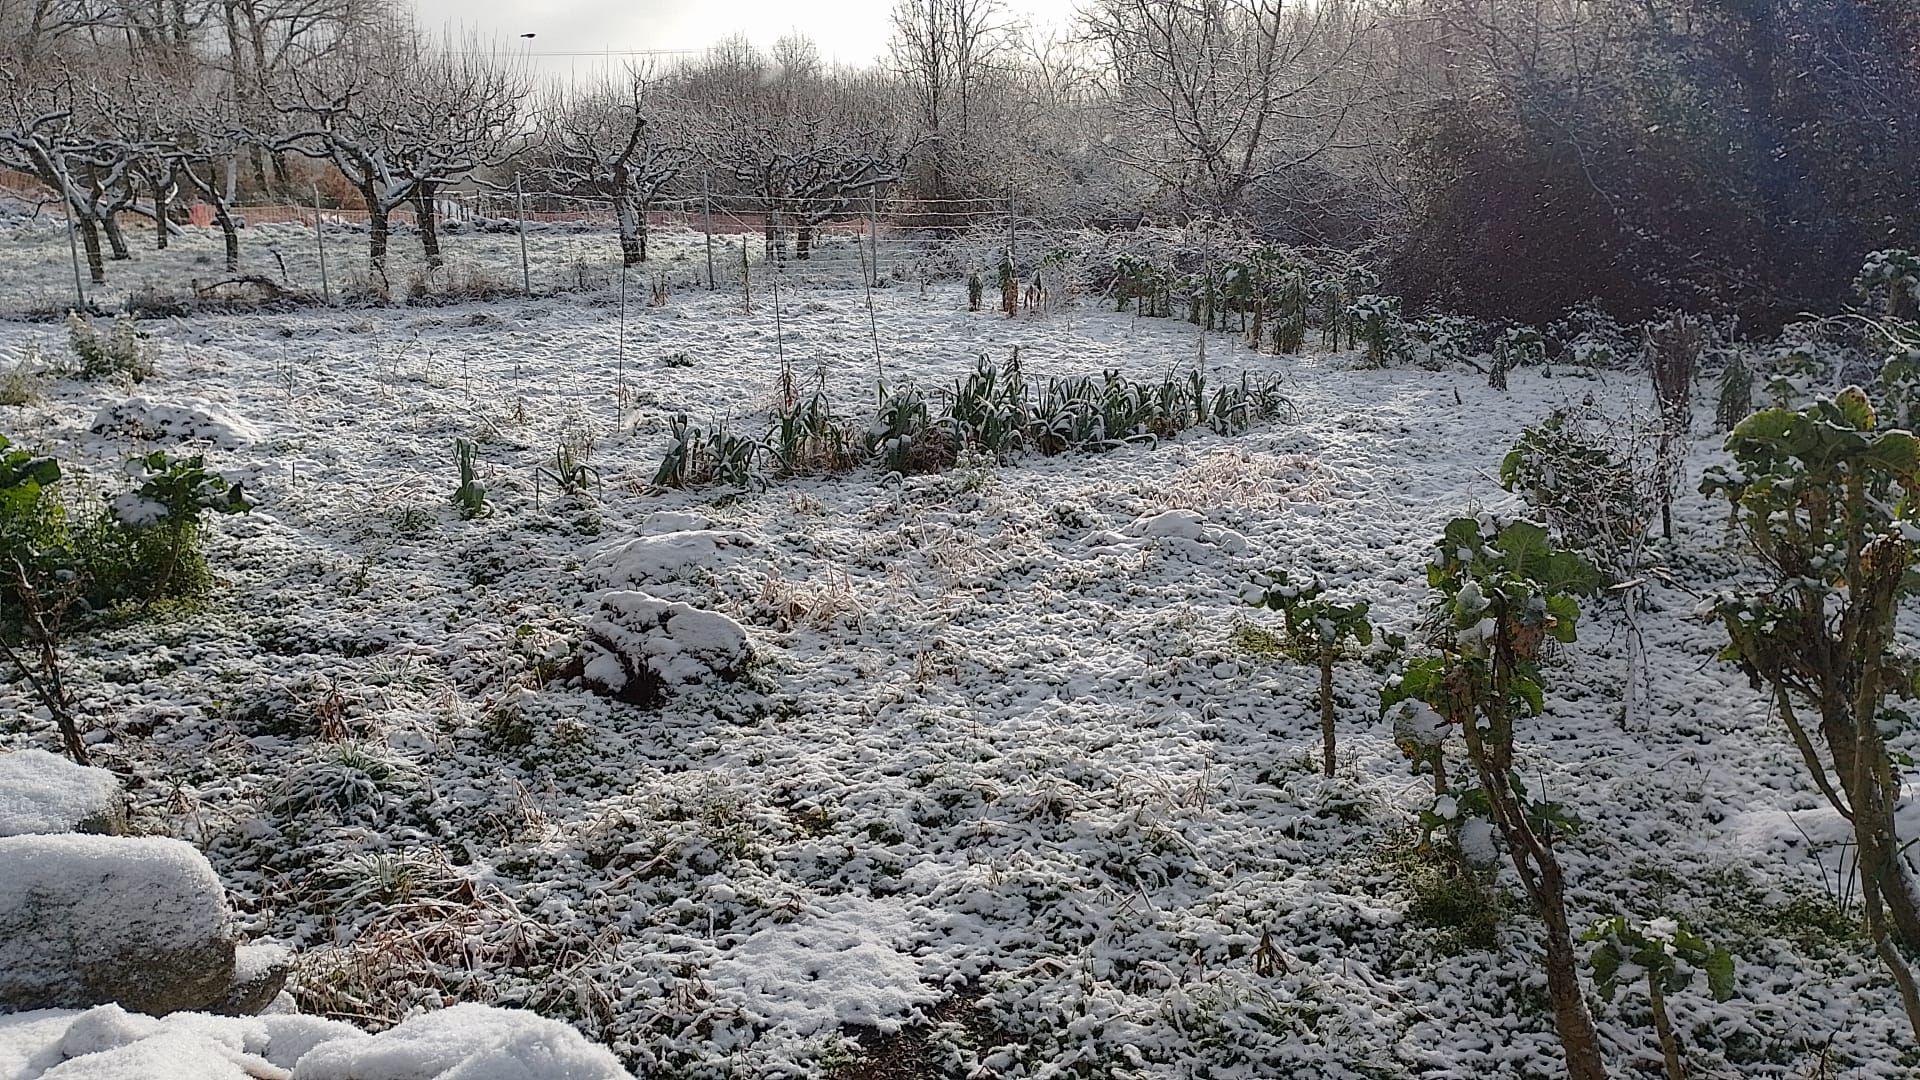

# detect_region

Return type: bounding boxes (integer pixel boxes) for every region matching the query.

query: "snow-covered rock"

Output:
[586,525,755,588]
[0,835,266,1016]
[91,397,262,448]
[578,591,750,706]
[293,1003,633,1080]
[1083,509,1250,560]
[0,1002,631,1080]
[216,945,293,1017]
[0,750,126,836]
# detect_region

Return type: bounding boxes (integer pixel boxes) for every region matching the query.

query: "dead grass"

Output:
[1146,449,1336,512]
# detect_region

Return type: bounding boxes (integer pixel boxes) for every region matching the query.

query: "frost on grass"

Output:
[5,283,1920,1077]
[578,590,750,705]
[0,750,126,836]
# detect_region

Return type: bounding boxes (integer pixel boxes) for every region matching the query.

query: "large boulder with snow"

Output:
[0,835,278,1016]
[578,591,750,706]
[0,750,127,837]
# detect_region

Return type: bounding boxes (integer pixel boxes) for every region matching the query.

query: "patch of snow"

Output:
[291,1003,632,1080]
[708,900,938,1036]
[586,527,755,588]
[0,1003,623,1080]
[1083,508,1251,560]
[91,396,263,448]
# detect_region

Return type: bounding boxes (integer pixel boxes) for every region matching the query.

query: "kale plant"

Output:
[1585,915,1734,1080]
[1381,517,1607,1080]
[1244,569,1376,776]
[1700,389,1920,1036]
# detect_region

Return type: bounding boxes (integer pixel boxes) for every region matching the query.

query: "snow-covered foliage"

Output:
[91,396,262,449]
[577,592,751,706]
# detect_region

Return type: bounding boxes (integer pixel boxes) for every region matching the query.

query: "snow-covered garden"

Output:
[3,228,1920,1079]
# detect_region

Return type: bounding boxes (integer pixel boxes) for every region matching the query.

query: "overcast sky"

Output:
[413,0,1082,84]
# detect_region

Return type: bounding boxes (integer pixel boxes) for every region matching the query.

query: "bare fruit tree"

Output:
[0,74,139,283]
[217,0,362,193]
[725,114,907,262]
[280,30,529,282]
[534,70,688,267]
[167,75,256,272]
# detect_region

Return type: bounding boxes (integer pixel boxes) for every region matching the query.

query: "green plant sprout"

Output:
[453,438,488,518]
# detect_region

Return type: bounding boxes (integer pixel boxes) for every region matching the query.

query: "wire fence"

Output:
[0,175,1063,316]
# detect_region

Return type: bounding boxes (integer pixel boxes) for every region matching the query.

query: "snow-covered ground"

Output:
[0,210,923,315]
[0,277,1912,1078]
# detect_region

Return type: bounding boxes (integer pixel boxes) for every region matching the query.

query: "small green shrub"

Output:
[1382,516,1607,1073]
[1499,409,1648,578]
[1489,325,1545,389]
[1346,294,1409,368]
[1,445,247,617]
[1408,314,1476,370]
[1856,248,1920,320]
[1701,390,1920,1037]
[868,383,949,475]
[1548,302,1630,368]
[1398,848,1505,953]
[1266,267,1309,354]
[1,441,253,762]
[67,312,155,382]
[110,451,252,598]
[0,347,45,406]
[1715,355,1754,431]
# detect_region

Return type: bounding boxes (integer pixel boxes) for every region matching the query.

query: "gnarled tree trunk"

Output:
[212,204,239,272]
[414,183,442,267]
[77,216,106,283]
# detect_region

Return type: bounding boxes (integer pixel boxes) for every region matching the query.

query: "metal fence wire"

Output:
[0,172,1071,316]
